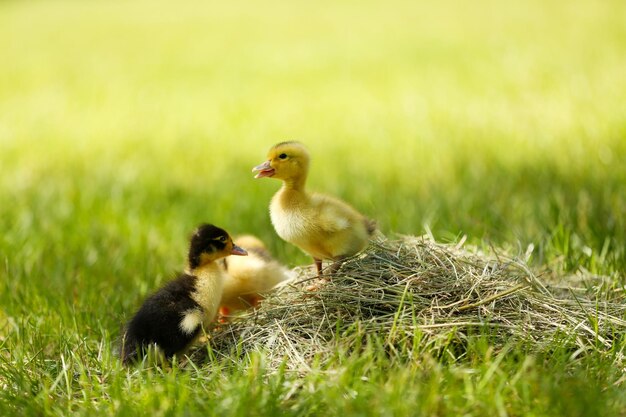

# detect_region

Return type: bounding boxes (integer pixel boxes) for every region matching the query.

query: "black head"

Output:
[188,224,247,269]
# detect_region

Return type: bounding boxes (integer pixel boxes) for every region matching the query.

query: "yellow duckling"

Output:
[219,235,293,318]
[252,141,376,276]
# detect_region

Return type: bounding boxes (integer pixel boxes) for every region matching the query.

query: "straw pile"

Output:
[200,235,626,370]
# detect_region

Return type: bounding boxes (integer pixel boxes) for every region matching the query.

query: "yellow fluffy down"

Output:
[220,235,293,314]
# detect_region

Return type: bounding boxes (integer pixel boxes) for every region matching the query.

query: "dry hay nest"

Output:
[201,235,626,370]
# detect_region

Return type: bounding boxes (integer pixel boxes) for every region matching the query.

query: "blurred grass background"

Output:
[1,0,625,415]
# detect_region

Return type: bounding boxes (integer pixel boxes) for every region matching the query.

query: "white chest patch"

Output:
[270,203,310,243]
[179,309,203,335]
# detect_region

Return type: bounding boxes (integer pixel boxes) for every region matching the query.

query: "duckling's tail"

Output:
[364,218,377,236]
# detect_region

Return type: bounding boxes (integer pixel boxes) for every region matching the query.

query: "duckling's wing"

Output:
[314,194,358,233]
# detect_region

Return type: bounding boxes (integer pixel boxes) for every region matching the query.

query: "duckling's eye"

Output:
[278,153,288,160]
[219,236,227,242]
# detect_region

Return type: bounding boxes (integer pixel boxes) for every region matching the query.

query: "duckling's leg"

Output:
[327,255,348,275]
[249,296,261,308]
[314,258,323,276]
[306,258,329,291]
[328,260,344,275]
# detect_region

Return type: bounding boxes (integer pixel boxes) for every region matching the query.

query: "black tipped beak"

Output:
[231,244,248,256]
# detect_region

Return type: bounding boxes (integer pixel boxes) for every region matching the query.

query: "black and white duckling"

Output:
[219,234,293,318]
[120,224,247,365]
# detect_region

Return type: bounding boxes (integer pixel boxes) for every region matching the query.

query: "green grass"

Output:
[1,0,625,415]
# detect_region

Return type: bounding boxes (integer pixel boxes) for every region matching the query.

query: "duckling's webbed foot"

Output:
[217,306,231,323]
[305,276,329,292]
